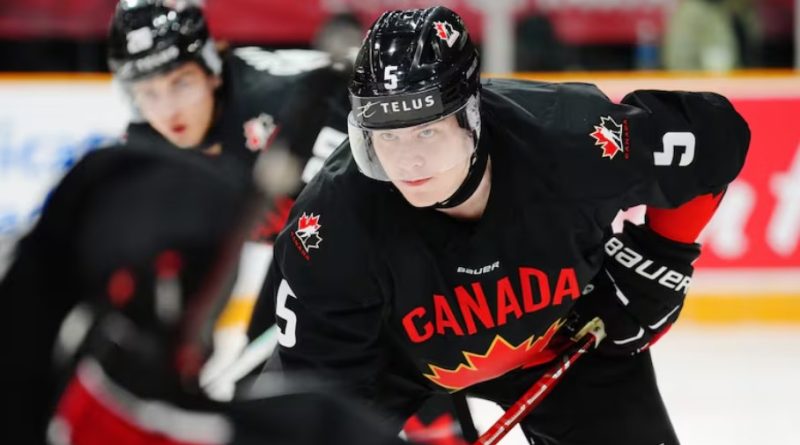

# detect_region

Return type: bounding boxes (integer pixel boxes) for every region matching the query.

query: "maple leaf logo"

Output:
[424,320,564,391]
[433,21,460,48]
[243,113,278,152]
[297,213,320,233]
[590,116,624,159]
[295,212,323,253]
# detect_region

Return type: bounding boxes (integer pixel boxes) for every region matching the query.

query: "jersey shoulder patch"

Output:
[275,143,383,304]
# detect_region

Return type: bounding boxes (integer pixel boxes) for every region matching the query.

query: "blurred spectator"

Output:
[634,19,661,70]
[312,13,363,67]
[727,0,763,67]
[514,15,570,71]
[0,0,788,72]
[663,0,762,71]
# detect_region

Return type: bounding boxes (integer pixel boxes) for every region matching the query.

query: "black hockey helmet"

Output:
[349,7,479,129]
[107,0,222,82]
[347,6,485,208]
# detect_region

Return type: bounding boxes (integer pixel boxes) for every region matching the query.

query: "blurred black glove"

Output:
[566,221,701,356]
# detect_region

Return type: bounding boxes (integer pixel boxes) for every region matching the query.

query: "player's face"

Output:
[131,62,221,148]
[372,116,473,207]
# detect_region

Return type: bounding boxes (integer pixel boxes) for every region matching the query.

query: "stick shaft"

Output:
[474,319,605,445]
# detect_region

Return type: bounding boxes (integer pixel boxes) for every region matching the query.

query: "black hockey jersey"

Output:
[257,79,749,418]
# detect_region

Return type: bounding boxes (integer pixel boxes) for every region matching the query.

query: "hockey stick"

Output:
[473,318,606,445]
[201,325,279,401]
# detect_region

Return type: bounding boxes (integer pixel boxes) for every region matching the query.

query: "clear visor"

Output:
[348,95,481,182]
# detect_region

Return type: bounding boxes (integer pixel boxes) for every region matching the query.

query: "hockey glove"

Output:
[565,221,701,356]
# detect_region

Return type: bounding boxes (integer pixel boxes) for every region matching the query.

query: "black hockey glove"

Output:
[565,221,701,356]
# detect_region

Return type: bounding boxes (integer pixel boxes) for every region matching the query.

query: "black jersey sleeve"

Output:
[619,89,748,207]
[265,157,389,399]
[273,64,351,161]
[550,83,750,209]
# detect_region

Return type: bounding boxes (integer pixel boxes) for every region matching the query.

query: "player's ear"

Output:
[211,74,222,89]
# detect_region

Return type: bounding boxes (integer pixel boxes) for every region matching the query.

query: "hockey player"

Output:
[250,7,750,444]
[2,147,404,445]
[107,0,351,230]
[106,0,352,397]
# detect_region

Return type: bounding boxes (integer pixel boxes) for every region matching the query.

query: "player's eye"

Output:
[135,89,159,103]
[378,132,399,142]
[173,76,192,90]
[418,128,436,139]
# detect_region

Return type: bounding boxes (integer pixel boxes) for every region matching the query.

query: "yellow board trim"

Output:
[682,294,800,324]
[0,72,112,82]
[215,297,257,330]
[498,69,800,81]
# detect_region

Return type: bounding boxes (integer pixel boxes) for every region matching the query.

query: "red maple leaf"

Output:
[424,320,564,391]
[435,22,449,40]
[590,126,622,159]
[297,213,320,233]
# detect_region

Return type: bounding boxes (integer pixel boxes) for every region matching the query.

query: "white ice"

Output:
[467,323,800,444]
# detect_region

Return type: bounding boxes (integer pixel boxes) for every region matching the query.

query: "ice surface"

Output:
[467,323,800,444]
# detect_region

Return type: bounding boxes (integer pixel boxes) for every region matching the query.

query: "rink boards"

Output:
[1,70,798,322]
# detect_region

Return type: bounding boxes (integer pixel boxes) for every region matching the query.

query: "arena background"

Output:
[1,1,798,444]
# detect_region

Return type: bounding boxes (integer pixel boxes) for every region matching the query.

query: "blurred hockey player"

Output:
[1,146,404,445]
[108,0,350,181]
[249,7,750,444]
[106,0,353,398]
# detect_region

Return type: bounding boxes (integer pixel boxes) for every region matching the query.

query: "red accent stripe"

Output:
[646,191,725,243]
[404,413,468,445]
[53,377,221,445]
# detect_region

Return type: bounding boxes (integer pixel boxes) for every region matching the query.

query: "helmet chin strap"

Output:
[430,131,489,209]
